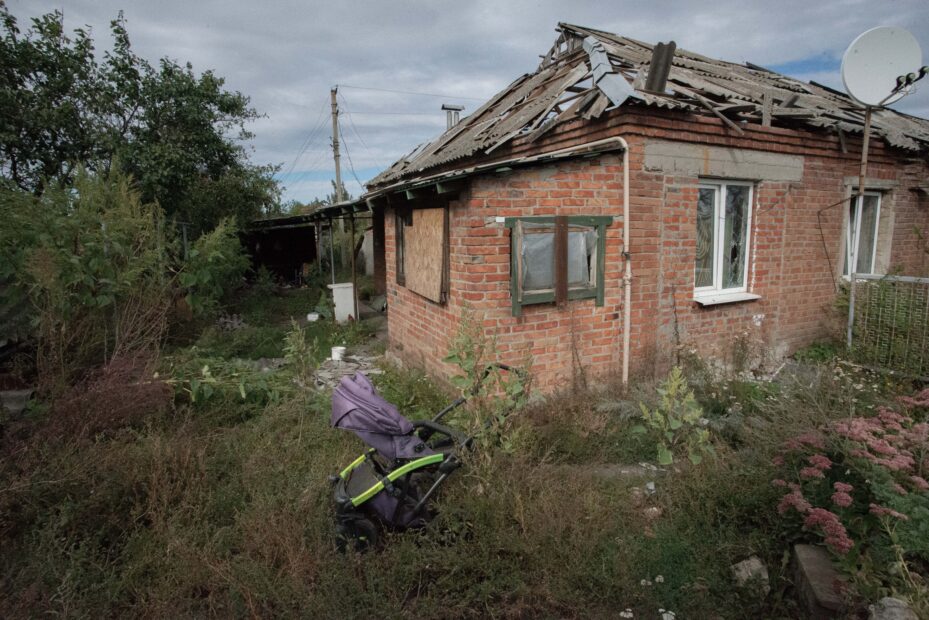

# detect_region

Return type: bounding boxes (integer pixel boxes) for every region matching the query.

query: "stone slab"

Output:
[793,544,847,619]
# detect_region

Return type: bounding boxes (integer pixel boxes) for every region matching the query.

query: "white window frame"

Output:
[694,181,754,297]
[844,192,881,277]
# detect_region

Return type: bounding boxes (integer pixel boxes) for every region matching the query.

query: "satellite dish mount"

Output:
[841,27,926,348]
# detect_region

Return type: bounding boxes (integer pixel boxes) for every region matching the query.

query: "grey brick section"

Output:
[644,139,804,182]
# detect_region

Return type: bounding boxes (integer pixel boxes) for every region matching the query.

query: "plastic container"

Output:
[327,283,355,323]
[331,346,347,362]
[306,312,320,322]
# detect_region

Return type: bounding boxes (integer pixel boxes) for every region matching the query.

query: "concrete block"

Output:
[731,555,770,596]
[868,597,918,620]
[793,544,847,619]
[644,139,803,181]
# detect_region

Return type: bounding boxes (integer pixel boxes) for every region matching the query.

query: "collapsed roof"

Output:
[369,22,929,189]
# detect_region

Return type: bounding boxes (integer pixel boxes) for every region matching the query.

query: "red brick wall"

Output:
[382,111,929,389]
[386,155,626,390]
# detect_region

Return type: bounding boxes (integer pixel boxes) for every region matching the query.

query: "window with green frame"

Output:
[505,215,611,316]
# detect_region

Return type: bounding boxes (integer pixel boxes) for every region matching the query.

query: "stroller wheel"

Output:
[335,517,378,552]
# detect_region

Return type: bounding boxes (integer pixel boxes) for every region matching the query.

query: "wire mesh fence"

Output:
[850,274,929,378]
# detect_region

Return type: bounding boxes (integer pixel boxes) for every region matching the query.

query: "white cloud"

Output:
[7,0,929,203]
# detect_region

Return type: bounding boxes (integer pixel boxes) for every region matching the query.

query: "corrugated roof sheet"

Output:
[369,23,929,189]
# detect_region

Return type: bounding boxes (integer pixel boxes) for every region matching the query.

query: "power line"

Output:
[338,122,366,195]
[339,93,384,170]
[338,83,486,101]
[282,98,330,178]
[285,98,328,174]
[342,111,447,116]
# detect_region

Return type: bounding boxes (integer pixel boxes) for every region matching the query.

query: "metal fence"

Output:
[850,274,929,378]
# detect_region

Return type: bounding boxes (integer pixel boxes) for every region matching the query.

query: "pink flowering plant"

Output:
[772,388,929,595]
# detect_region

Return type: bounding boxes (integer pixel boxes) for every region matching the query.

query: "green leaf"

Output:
[657,445,674,466]
[443,354,461,365]
[450,375,470,389]
[239,381,247,400]
[630,424,648,434]
[688,451,703,465]
[668,417,683,430]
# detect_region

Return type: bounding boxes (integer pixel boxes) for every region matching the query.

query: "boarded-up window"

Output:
[506,215,611,316]
[518,222,598,294]
[398,207,448,303]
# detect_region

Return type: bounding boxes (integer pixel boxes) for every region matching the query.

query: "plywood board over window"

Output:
[402,207,447,302]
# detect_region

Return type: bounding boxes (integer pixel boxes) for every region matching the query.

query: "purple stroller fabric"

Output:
[331,373,434,461]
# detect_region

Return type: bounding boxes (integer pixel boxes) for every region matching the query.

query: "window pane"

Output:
[567,227,597,288]
[722,185,749,288]
[843,197,855,275]
[845,195,880,275]
[521,230,554,291]
[855,195,879,274]
[695,187,715,287]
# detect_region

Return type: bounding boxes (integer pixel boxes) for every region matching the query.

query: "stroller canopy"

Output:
[331,373,434,461]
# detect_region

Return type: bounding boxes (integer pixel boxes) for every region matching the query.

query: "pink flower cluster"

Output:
[830,482,854,508]
[831,409,919,473]
[808,454,832,471]
[799,467,825,480]
[771,387,929,560]
[777,485,811,515]
[868,503,909,521]
[897,387,929,409]
[783,432,825,452]
[804,508,854,555]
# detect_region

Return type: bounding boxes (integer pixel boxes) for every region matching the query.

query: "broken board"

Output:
[403,207,446,302]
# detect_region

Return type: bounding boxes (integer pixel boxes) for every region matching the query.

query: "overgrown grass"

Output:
[2,283,925,617]
[0,369,797,617]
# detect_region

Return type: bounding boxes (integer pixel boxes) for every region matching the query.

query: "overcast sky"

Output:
[8,0,929,204]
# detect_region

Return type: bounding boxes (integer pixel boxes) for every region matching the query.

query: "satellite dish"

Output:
[841,26,921,107]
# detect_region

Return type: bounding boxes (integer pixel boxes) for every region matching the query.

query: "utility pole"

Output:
[330,86,343,204]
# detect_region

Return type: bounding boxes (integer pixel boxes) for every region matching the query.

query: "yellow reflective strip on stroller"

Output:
[339,449,376,479]
[350,454,444,507]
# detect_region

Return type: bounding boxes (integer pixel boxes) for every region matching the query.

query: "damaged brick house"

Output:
[315,23,929,390]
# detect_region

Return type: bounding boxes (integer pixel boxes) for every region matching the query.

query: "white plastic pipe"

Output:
[615,137,632,386]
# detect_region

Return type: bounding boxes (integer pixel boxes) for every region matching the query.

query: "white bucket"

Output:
[331,346,346,361]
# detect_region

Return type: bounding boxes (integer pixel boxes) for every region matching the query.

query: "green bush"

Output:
[633,367,715,465]
[180,218,250,317]
[794,341,842,364]
[0,170,172,390]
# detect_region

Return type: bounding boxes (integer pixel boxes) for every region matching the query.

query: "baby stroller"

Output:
[329,363,520,551]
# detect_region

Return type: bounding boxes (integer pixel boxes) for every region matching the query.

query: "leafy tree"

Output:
[0,3,279,229]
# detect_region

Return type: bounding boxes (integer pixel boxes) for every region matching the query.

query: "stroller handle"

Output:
[411,420,468,446]
[432,362,528,423]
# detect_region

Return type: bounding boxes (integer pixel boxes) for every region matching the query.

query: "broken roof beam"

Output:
[692,92,745,135]
[582,36,640,107]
